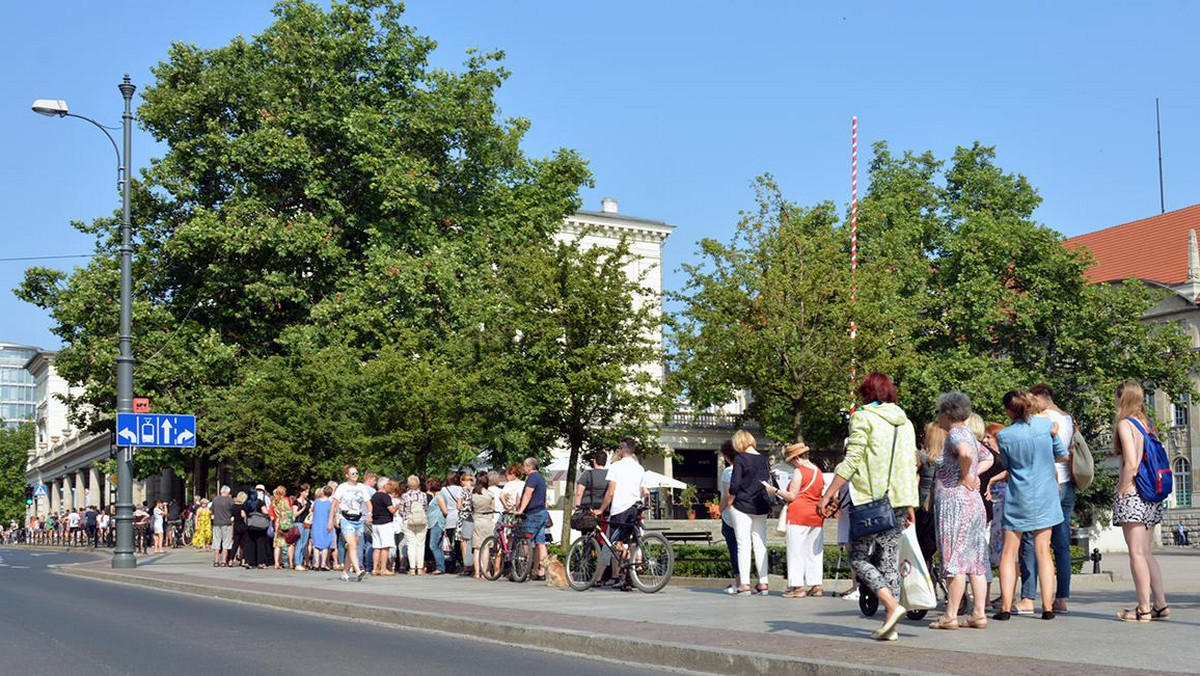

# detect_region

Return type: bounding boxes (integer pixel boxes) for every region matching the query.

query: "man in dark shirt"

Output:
[516,457,550,579]
[84,505,99,548]
[369,478,396,576]
[210,486,235,566]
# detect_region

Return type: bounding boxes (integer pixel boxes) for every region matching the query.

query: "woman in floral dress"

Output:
[930,392,992,630]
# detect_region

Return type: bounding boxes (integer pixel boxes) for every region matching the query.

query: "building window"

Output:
[1144,390,1156,417]
[1173,396,1190,429]
[1175,458,1192,508]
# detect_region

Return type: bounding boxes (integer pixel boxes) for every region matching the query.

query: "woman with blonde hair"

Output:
[1112,380,1170,622]
[915,421,946,580]
[720,429,771,596]
[993,390,1066,621]
[399,475,429,575]
[765,442,825,598]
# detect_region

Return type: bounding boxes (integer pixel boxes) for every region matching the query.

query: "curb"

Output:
[59,565,934,676]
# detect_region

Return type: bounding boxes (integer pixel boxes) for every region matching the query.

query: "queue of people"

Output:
[163,458,558,582]
[712,372,1172,641]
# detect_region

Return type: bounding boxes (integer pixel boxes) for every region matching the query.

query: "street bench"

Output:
[654,530,713,545]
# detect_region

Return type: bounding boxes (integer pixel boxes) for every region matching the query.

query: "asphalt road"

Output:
[0,548,689,676]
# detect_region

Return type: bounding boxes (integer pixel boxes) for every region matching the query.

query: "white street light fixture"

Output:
[32,99,70,117]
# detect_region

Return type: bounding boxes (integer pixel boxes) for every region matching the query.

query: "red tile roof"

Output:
[1064,203,1200,284]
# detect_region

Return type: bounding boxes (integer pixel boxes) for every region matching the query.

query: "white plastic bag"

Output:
[898,524,936,610]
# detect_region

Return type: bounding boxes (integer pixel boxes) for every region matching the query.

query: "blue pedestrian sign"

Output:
[33,484,47,498]
[116,413,197,448]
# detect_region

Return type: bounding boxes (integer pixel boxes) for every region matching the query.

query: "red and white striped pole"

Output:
[849,116,859,415]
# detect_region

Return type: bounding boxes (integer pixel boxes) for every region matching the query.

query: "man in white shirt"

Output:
[1028,383,1076,614]
[593,438,647,585]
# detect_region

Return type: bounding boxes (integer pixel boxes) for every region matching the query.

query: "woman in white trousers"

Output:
[722,430,772,595]
[767,442,826,597]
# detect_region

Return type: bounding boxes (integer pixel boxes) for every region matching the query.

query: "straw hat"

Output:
[783,442,811,462]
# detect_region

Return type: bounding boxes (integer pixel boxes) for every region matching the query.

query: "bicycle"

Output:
[477,514,534,583]
[565,504,674,594]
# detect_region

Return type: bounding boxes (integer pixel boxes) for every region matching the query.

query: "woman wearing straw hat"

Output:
[766,442,826,598]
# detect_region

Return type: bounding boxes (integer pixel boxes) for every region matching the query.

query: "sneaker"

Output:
[841,589,860,601]
[341,571,350,582]
[356,568,367,581]
[723,585,739,595]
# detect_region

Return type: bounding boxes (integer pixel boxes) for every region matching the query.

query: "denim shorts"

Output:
[339,517,365,538]
[524,509,549,545]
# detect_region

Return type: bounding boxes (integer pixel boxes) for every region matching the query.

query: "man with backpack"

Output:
[84,505,99,549]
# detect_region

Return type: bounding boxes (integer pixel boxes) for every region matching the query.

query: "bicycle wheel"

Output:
[510,537,533,583]
[479,536,503,581]
[566,537,603,591]
[628,532,674,593]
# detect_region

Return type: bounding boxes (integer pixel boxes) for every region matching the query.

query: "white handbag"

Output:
[898,524,937,610]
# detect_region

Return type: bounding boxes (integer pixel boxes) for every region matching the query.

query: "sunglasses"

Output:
[349,471,359,477]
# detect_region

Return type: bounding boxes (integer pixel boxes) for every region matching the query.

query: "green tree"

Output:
[480,237,671,544]
[0,423,35,524]
[19,0,590,483]
[671,175,916,448]
[862,142,1198,434]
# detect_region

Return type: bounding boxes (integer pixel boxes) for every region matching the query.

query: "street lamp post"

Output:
[33,75,138,569]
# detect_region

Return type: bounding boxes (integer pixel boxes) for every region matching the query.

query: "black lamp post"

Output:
[33,75,138,569]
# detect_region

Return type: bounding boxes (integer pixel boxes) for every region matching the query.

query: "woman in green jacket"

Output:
[821,372,920,641]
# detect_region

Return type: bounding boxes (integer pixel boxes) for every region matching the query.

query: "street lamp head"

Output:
[32,99,69,117]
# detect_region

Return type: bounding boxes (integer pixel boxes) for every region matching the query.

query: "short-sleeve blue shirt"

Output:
[524,471,547,513]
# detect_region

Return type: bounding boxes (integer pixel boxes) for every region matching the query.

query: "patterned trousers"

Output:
[849,509,907,598]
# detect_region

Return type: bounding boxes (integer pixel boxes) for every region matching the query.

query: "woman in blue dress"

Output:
[310,487,334,571]
[993,390,1067,621]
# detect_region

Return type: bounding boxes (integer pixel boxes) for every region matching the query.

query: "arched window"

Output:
[1175,457,1192,508]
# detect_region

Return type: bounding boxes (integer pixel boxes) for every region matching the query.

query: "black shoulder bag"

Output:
[847,418,899,542]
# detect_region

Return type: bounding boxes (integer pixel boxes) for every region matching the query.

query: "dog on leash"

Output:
[545,554,569,589]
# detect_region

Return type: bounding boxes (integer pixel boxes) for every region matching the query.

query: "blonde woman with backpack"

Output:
[399,476,429,575]
[1112,380,1170,622]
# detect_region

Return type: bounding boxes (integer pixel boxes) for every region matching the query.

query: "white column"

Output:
[61,476,72,511]
[74,472,85,510]
[87,466,100,508]
[49,479,59,514]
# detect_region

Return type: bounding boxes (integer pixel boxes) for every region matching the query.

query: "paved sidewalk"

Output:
[48,547,1200,675]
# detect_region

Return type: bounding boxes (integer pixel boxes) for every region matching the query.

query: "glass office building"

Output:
[0,342,39,426]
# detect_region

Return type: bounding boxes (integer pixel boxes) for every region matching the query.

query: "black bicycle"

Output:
[565,504,674,593]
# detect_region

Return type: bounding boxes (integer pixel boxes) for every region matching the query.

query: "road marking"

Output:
[9,565,28,569]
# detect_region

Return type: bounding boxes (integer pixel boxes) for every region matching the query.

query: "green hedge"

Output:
[554,542,1085,579]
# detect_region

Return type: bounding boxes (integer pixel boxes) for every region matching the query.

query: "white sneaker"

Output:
[841,589,860,601]
[341,571,350,582]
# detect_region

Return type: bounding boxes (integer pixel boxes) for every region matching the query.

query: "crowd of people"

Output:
[151,456,564,583]
[713,372,1172,641]
[7,372,1176,640]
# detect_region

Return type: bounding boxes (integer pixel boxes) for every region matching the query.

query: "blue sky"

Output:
[3,1,1198,349]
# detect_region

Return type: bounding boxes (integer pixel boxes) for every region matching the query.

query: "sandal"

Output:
[964,614,989,629]
[928,615,959,630]
[808,586,824,597]
[782,587,807,598]
[754,585,770,596]
[1117,607,1152,623]
[1151,605,1172,621]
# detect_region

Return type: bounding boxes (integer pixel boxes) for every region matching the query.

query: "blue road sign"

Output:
[33,484,47,498]
[115,413,197,448]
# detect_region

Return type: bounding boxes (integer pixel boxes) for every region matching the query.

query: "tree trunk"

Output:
[559,434,583,548]
[792,398,806,442]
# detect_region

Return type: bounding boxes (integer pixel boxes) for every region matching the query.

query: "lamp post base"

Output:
[111,551,137,569]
